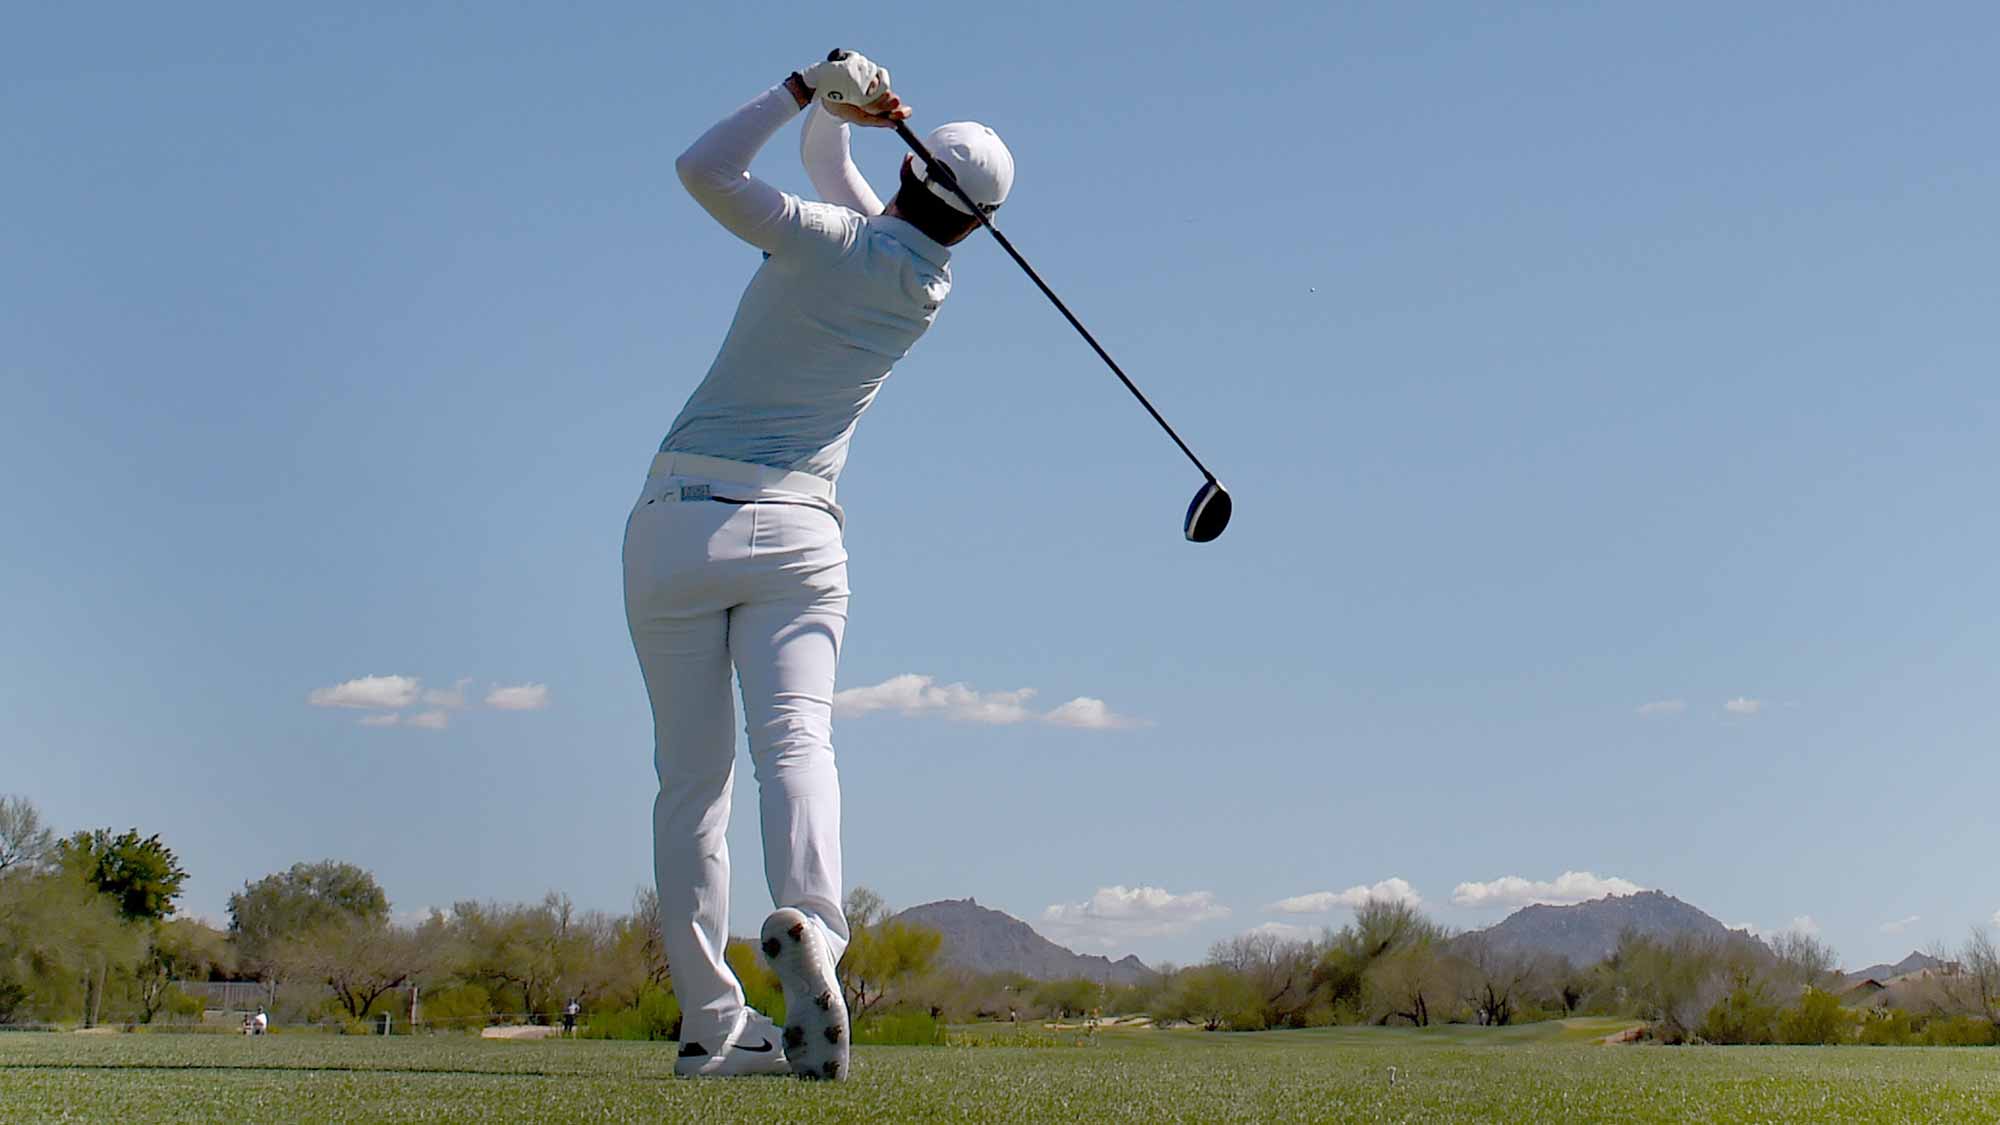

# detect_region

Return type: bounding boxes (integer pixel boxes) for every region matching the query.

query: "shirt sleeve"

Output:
[799,104,885,217]
[676,84,855,257]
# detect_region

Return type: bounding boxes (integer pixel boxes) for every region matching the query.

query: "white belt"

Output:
[648,452,835,503]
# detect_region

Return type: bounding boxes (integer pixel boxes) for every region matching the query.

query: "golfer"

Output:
[623,50,1013,1080]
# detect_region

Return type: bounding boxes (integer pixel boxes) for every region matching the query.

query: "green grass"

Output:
[3,1021,1996,1123]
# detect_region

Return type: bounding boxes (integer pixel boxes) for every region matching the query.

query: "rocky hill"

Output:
[1846,951,1944,983]
[892,898,1155,985]
[1473,890,1752,965]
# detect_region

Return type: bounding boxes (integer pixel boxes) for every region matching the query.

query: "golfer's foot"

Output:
[673,1009,789,1078]
[761,907,850,1081]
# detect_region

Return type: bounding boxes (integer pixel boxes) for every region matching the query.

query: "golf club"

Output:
[892,119,1232,544]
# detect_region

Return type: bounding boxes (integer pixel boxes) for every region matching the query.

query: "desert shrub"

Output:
[1699,977,1778,1045]
[1857,1009,1916,1046]
[854,1010,945,1046]
[1777,988,1854,1045]
[1922,1016,1999,1046]
[419,983,492,1031]
[724,941,784,1023]
[582,985,680,1042]
[161,986,204,1020]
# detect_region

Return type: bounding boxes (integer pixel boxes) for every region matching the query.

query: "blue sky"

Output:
[4,4,1995,969]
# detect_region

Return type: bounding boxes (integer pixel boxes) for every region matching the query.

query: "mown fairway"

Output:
[4,1020,1997,1123]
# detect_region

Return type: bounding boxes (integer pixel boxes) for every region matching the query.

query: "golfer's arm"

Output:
[799,105,883,216]
[675,83,810,251]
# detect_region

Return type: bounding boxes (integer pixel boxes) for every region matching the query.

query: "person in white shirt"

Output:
[625,50,1014,1081]
[251,1008,268,1035]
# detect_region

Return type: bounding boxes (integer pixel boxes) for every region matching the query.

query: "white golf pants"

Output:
[622,469,851,1047]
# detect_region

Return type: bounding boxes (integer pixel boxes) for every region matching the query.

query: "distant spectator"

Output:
[251,1008,268,1035]
[563,998,580,1037]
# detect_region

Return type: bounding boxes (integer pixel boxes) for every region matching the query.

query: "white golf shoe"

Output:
[673,1009,790,1078]
[761,907,851,1081]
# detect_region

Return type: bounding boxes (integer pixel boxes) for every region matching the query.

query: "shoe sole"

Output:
[761,908,849,1081]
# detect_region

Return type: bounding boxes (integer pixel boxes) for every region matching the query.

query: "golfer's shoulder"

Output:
[792,198,865,247]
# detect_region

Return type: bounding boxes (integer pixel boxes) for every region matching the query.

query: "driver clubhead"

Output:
[1184,480,1232,543]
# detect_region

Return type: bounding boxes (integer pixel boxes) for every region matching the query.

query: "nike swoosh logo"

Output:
[737,1038,775,1054]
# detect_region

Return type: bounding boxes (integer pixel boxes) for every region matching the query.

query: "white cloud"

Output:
[1787,915,1821,937]
[1991,907,2000,929]
[1723,697,1762,715]
[357,714,401,728]
[1268,877,1423,915]
[1041,886,1231,944]
[1452,871,1645,910]
[408,710,450,730]
[424,678,472,709]
[834,674,1141,729]
[835,674,1035,723]
[1636,699,1687,718]
[485,683,550,711]
[309,674,421,710]
[1246,921,1317,942]
[1043,697,1144,730]
[1879,915,1920,935]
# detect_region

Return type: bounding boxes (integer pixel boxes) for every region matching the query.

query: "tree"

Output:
[1209,931,1322,1027]
[55,829,188,922]
[1155,965,1259,1030]
[1458,935,1532,1027]
[0,795,55,875]
[838,888,943,1018]
[1031,977,1103,1020]
[276,914,445,1020]
[137,917,236,1023]
[228,861,389,974]
[1767,931,1839,993]
[0,866,146,1025]
[449,893,605,1020]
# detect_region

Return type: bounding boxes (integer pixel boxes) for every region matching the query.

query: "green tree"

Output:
[1776,986,1854,1045]
[0,866,146,1025]
[55,829,188,921]
[1699,968,1779,1044]
[1155,964,1259,1030]
[448,894,607,1020]
[1031,977,1103,1020]
[277,914,444,1020]
[837,888,943,1018]
[228,861,390,973]
[137,917,236,1023]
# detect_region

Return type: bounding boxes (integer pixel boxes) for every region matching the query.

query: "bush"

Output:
[1698,979,1778,1045]
[853,1010,945,1046]
[581,985,680,1042]
[418,984,492,1032]
[1921,1016,1998,1047]
[1777,988,1854,1045]
[725,941,784,1023]
[1857,1009,1916,1046]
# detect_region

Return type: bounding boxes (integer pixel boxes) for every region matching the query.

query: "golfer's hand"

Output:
[823,87,910,128]
[803,50,896,113]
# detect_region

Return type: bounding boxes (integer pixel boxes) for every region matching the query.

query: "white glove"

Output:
[802,49,889,107]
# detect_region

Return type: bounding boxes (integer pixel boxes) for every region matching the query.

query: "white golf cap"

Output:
[913,121,1014,215]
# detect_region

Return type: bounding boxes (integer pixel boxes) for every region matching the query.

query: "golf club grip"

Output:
[891,121,1215,483]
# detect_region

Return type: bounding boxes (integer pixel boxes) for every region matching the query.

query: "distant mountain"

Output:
[1846,951,1944,983]
[892,898,1155,985]
[1473,891,1751,965]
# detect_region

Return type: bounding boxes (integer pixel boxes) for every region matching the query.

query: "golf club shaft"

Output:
[893,120,1216,483]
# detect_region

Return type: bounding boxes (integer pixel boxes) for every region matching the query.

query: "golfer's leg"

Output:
[730,555,851,962]
[629,606,745,1047]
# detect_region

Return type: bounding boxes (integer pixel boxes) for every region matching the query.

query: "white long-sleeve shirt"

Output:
[661,86,952,484]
